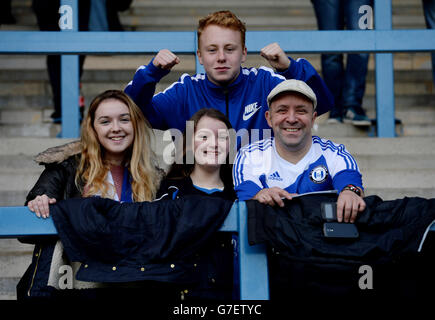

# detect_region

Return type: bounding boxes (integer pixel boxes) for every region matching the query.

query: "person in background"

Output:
[311,0,372,126]
[423,0,435,87]
[32,0,132,123]
[0,0,16,24]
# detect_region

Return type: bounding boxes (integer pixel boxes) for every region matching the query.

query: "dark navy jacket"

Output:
[50,196,233,284]
[155,177,237,300]
[17,195,233,299]
[247,194,435,300]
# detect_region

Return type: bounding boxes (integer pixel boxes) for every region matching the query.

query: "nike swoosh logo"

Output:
[243,103,262,121]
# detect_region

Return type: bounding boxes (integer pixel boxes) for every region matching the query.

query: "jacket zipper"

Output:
[223,88,229,119]
[28,246,42,296]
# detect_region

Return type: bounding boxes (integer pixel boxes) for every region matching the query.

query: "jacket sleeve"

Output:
[25,164,67,205]
[327,143,363,192]
[277,57,334,116]
[124,60,183,130]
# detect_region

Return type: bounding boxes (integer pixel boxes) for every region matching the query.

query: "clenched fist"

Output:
[260,42,290,71]
[152,49,180,70]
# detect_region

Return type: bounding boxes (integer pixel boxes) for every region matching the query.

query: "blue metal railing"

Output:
[0,201,269,300]
[0,0,434,137]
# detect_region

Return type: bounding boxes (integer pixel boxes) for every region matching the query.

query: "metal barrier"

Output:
[0,201,269,300]
[0,0,434,137]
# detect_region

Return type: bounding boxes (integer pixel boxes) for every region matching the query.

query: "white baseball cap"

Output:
[267,79,317,110]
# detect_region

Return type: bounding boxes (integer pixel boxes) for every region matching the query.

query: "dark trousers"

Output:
[32,0,85,118]
[423,0,435,86]
[311,0,373,118]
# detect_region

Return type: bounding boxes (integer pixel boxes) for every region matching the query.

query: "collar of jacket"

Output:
[34,140,81,165]
[203,67,245,99]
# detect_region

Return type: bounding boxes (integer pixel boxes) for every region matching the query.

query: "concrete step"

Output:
[0,108,54,125]
[313,121,435,138]
[0,137,76,156]
[361,95,435,110]
[0,155,39,172]
[0,240,33,278]
[322,137,435,200]
[1,106,434,138]
[0,239,34,300]
[364,188,435,201]
[367,108,435,125]
[2,136,432,169]
[1,52,433,73]
[0,123,60,137]
[5,0,427,31]
[0,171,43,193]
[1,69,433,96]
[1,136,434,188]
[3,101,434,126]
[363,169,435,189]
[0,190,29,207]
[356,154,435,170]
[332,137,435,155]
[0,277,21,300]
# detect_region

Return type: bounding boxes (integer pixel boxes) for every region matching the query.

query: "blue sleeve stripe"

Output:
[233,148,245,186]
[312,136,358,171]
[244,138,273,153]
[234,151,245,186]
[258,66,286,80]
[157,73,191,96]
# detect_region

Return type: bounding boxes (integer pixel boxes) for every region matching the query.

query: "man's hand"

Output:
[152,49,180,70]
[260,43,290,71]
[253,187,297,207]
[336,190,366,223]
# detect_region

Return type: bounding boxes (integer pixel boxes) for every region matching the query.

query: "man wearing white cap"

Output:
[233,80,366,223]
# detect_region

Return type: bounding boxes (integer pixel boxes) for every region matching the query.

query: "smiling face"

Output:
[193,115,230,168]
[197,25,247,86]
[266,92,317,158]
[93,98,134,164]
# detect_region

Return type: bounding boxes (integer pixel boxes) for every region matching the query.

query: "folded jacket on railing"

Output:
[49,195,233,283]
[246,194,435,300]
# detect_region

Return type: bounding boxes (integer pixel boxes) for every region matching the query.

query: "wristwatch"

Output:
[342,184,362,196]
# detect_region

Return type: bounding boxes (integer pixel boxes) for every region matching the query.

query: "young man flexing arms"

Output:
[125,10,333,145]
[233,80,365,223]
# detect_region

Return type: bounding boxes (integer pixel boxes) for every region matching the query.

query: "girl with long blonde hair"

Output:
[20,90,162,299]
[27,89,161,217]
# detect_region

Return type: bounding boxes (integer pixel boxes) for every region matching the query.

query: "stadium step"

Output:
[6,0,427,31]
[0,53,433,136]
[332,137,435,200]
